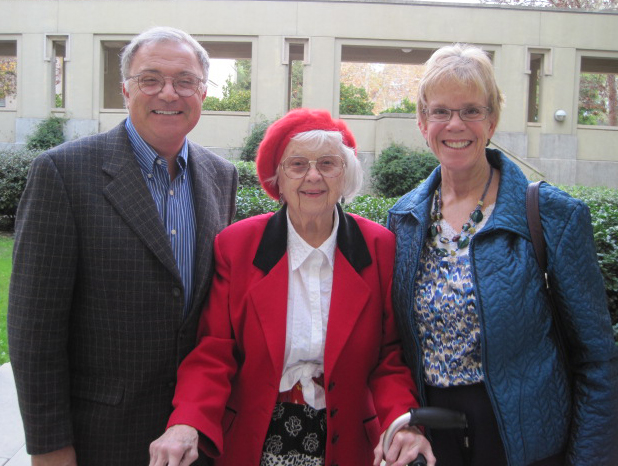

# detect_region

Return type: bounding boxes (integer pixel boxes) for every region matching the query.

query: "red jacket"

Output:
[168,205,419,466]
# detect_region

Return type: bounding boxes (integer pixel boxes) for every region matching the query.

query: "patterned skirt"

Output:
[260,402,327,466]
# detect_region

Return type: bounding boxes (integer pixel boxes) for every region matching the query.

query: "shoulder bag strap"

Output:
[526,181,546,273]
[526,181,572,372]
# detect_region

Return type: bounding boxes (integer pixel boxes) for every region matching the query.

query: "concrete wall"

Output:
[0,0,617,187]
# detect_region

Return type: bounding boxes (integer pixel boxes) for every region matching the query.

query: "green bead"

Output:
[462,223,471,232]
[470,209,483,223]
[457,236,470,249]
[436,248,449,257]
[430,225,438,237]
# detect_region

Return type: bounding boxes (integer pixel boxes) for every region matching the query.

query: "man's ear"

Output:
[122,83,130,108]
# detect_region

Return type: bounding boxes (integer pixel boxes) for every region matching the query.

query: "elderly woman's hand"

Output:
[149,424,199,466]
[373,426,436,466]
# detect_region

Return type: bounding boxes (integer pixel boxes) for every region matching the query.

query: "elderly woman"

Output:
[388,43,618,466]
[149,108,435,466]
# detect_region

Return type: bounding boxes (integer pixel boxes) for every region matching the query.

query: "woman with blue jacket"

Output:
[387,43,618,466]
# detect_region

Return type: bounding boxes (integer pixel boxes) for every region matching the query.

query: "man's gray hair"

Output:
[120,26,209,82]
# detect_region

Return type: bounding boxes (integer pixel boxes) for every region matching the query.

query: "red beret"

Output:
[256,108,357,199]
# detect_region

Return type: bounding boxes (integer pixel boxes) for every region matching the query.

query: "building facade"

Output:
[1,0,617,187]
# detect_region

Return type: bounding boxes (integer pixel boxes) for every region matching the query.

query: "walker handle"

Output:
[383,407,468,466]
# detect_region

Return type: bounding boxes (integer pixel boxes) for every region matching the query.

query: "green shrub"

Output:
[380,97,416,114]
[233,190,398,227]
[339,83,374,116]
[25,115,66,151]
[234,187,279,222]
[344,195,397,226]
[371,143,438,198]
[233,160,260,188]
[560,185,618,328]
[0,148,39,229]
[240,120,271,162]
[202,89,251,112]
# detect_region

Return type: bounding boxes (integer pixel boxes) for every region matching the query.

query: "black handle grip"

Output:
[411,453,427,466]
[409,407,467,429]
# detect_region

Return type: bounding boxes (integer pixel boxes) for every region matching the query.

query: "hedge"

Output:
[1,153,616,341]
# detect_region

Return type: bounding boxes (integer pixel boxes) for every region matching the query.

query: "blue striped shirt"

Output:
[125,117,196,317]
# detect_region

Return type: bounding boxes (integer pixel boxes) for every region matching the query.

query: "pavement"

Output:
[0,363,29,466]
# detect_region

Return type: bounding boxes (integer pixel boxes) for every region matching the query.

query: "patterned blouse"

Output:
[414,202,495,387]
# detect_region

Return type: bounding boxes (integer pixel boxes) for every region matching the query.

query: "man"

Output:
[8,27,237,465]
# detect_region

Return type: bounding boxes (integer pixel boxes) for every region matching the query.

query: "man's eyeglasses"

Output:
[127,72,205,97]
[422,106,491,122]
[280,155,346,179]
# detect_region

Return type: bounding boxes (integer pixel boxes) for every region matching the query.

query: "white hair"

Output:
[267,129,363,202]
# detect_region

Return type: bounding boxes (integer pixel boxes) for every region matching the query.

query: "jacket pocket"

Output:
[222,406,237,434]
[71,374,125,406]
[363,414,381,446]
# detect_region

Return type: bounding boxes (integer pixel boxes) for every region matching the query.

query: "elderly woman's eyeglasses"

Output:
[127,72,205,97]
[422,106,491,122]
[281,155,346,179]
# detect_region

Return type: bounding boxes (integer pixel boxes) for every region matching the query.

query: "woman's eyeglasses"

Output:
[280,155,345,179]
[422,106,491,122]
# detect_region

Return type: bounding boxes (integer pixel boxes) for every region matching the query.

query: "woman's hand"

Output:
[373,426,436,466]
[149,424,199,466]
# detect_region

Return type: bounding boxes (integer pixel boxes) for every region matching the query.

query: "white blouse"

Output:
[279,208,339,410]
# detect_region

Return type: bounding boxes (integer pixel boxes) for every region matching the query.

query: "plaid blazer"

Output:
[8,121,237,465]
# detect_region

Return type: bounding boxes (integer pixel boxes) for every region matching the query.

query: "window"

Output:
[339,45,432,115]
[201,41,252,112]
[46,35,69,109]
[526,49,551,124]
[102,41,127,109]
[283,39,309,111]
[0,40,17,110]
[579,56,618,127]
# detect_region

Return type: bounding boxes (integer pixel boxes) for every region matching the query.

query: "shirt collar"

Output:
[125,116,189,174]
[287,208,339,271]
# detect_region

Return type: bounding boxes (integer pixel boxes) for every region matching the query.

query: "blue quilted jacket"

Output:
[387,149,618,465]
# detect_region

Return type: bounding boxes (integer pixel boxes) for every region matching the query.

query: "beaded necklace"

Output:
[429,166,494,257]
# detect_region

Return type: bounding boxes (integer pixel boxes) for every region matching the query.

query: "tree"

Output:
[0,58,17,100]
[608,74,617,126]
[578,73,618,126]
[340,62,425,114]
[290,60,303,109]
[481,0,617,9]
[339,82,374,115]
[203,59,251,112]
[380,97,417,114]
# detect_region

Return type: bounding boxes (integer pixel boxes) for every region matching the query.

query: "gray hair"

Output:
[120,26,210,82]
[268,130,363,202]
[418,43,504,125]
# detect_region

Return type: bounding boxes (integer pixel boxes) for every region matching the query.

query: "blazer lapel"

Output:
[101,125,180,281]
[188,148,219,315]
[248,258,289,379]
[324,251,370,375]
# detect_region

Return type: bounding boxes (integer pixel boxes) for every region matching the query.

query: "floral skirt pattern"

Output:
[260,402,327,466]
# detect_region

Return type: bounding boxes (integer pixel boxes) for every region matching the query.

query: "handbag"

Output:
[526,181,572,371]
